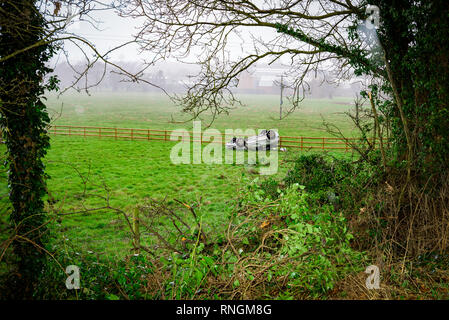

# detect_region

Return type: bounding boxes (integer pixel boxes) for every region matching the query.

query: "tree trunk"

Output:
[0,0,54,299]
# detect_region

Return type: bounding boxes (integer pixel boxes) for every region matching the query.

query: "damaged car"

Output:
[226,129,280,151]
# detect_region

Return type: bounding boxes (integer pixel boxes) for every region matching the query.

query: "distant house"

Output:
[237,71,258,92]
[258,75,276,87]
[254,66,290,94]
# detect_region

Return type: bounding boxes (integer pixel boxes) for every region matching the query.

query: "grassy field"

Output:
[47,92,359,137]
[2,92,359,258]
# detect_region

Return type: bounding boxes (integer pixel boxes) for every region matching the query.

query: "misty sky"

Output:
[50,1,372,93]
[56,5,285,66]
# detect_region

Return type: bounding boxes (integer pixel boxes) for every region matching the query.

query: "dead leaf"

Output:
[260,220,270,229]
[53,2,61,15]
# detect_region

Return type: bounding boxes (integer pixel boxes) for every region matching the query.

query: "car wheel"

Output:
[266,130,275,140]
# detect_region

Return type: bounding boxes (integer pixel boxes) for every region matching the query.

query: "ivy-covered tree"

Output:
[374,0,449,177]
[0,0,59,298]
[0,1,161,298]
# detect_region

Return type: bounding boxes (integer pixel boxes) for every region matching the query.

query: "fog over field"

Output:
[52,60,363,99]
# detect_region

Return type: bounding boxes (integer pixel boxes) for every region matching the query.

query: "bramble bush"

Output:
[236,180,365,297]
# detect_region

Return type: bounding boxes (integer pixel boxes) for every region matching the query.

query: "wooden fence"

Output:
[49,125,385,152]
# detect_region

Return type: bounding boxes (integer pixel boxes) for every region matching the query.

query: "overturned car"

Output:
[226,129,280,151]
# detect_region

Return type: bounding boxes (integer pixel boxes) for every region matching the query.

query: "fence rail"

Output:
[49,125,386,152]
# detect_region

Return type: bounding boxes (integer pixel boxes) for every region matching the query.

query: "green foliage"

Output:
[283,153,379,209]
[276,184,363,295]
[36,250,153,300]
[259,177,282,200]
[231,179,365,298]
[284,154,346,193]
[161,246,220,299]
[275,23,381,76]
[362,1,449,176]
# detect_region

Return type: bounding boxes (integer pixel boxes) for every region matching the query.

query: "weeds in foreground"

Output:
[2,153,448,300]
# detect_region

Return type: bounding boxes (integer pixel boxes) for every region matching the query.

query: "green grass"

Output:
[47,92,359,137]
[2,92,358,258]
[44,136,240,256]
[45,135,288,255]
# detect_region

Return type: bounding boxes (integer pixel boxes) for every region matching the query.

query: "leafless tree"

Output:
[118,0,382,123]
[1,0,166,95]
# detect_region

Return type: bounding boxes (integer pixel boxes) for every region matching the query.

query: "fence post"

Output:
[69,126,71,136]
[99,127,101,139]
[322,137,325,150]
[115,128,117,140]
[131,128,134,140]
[84,127,86,137]
[148,129,150,141]
[132,207,140,254]
[54,125,56,135]
[301,137,303,151]
[165,130,167,141]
